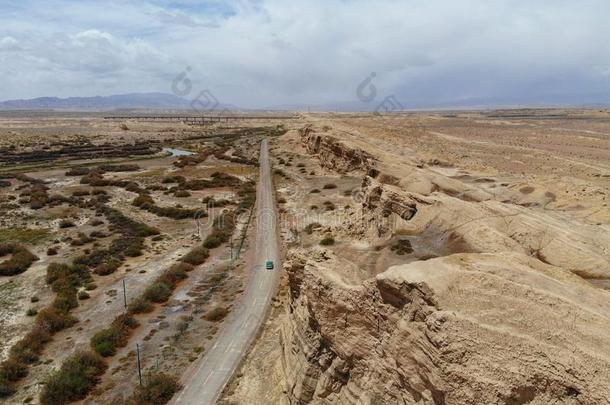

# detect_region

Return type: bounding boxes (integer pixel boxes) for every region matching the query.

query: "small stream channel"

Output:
[163,147,195,157]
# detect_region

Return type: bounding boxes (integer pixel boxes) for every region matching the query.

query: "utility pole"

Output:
[122,279,127,310]
[230,235,233,267]
[136,343,142,386]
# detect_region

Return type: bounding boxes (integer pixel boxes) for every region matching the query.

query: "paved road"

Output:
[172,138,281,405]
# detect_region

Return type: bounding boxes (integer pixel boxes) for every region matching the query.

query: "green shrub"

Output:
[36,307,77,333]
[39,351,106,405]
[71,189,90,197]
[159,266,188,286]
[203,306,228,322]
[127,372,180,405]
[0,357,28,382]
[132,194,154,208]
[70,232,93,246]
[89,218,104,226]
[28,184,49,209]
[390,239,414,255]
[0,375,14,398]
[52,288,78,312]
[320,236,335,246]
[236,181,256,208]
[9,325,51,364]
[181,246,209,265]
[304,223,321,235]
[130,260,193,315]
[324,202,336,211]
[89,230,108,238]
[59,219,75,228]
[80,171,106,185]
[0,243,39,276]
[125,181,144,192]
[78,291,90,300]
[26,308,38,317]
[92,340,114,357]
[46,263,72,286]
[128,297,153,314]
[133,194,198,220]
[161,176,185,184]
[203,211,235,249]
[65,167,91,176]
[144,282,171,303]
[98,164,139,172]
[94,259,121,276]
[171,262,194,273]
[202,234,222,249]
[91,314,138,357]
[103,207,159,237]
[182,172,241,190]
[122,237,146,257]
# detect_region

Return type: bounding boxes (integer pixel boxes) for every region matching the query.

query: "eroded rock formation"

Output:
[281,248,610,404]
[273,125,610,405]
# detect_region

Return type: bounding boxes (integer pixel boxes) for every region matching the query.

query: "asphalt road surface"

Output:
[172,138,281,405]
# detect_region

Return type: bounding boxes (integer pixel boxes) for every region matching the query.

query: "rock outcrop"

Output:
[281,249,610,404]
[300,125,378,174]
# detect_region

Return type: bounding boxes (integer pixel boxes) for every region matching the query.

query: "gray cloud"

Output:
[1,0,610,108]
[0,36,22,51]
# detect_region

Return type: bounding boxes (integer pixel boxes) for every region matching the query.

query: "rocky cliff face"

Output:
[300,125,378,174]
[281,249,610,405]
[272,125,610,405]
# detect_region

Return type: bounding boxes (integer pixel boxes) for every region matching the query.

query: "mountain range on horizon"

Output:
[0,93,202,111]
[1,92,610,112]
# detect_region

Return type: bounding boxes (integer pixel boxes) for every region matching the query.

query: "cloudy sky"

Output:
[1,0,609,109]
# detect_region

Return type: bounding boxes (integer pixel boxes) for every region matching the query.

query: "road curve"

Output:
[172,138,281,405]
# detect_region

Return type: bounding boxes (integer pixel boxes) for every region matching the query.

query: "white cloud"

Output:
[0,36,21,51]
[1,0,610,108]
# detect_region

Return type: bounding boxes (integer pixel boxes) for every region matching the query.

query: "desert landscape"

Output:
[0,109,608,404]
[0,112,285,403]
[4,0,610,403]
[222,110,610,405]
